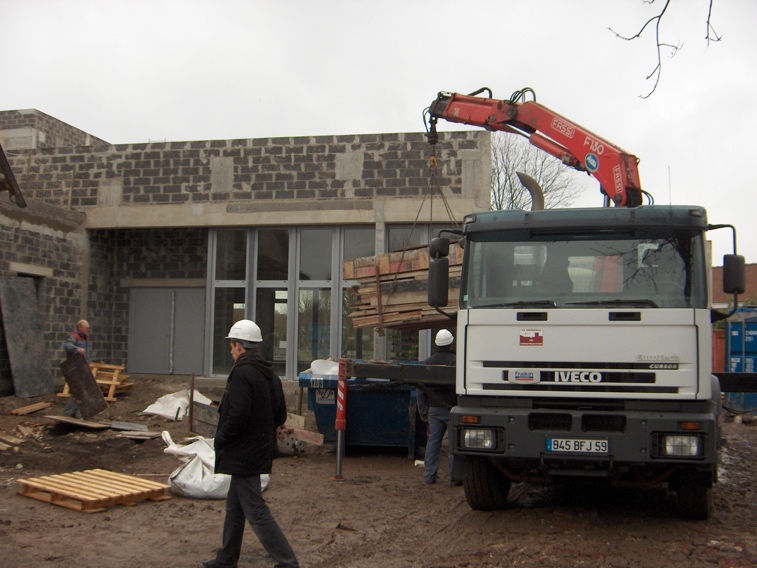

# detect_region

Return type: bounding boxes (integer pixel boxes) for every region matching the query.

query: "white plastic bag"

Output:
[161,431,269,498]
[310,359,339,376]
[162,431,230,499]
[144,389,213,421]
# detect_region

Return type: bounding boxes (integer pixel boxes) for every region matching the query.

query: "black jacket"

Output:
[214,353,287,476]
[422,347,457,408]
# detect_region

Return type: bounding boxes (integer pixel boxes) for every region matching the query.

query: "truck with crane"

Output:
[423,87,746,519]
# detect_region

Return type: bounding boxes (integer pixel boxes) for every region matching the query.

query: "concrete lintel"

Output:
[381,197,480,224]
[0,193,85,232]
[120,278,206,288]
[227,199,373,214]
[82,196,483,230]
[8,262,55,278]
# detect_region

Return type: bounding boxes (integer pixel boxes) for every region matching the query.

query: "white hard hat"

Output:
[435,329,454,347]
[225,319,263,343]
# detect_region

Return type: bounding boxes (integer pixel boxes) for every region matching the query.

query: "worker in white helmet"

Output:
[204,319,299,568]
[417,329,458,486]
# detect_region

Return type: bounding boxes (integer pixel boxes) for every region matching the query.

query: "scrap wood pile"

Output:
[344,243,463,331]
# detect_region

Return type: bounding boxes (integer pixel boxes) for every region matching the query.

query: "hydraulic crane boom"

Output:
[426,88,644,207]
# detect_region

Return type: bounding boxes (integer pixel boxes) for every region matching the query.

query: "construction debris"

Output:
[117,431,161,440]
[0,433,24,446]
[11,402,52,416]
[43,415,110,429]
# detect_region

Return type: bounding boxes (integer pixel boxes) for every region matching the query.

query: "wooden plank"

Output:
[0,434,24,445]
[44,415,110,429]
[100,421,149,432]
[59,353,107,418]
[90,362,127,371]
[0,277,55,397]
[190,400,218,437]
[117,431,161,439]
[291,428,324,446]
[11,401,52,415]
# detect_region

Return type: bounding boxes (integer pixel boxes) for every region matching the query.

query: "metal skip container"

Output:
[724,311,757,414]
[298,372,424,458]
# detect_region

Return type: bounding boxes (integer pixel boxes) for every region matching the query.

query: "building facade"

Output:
[0,109,491,392]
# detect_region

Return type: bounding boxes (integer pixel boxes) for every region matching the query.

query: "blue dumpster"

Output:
[298,372,424,458]
[724,311,757,413]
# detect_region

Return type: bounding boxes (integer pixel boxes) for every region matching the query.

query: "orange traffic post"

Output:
[333,357,348,481]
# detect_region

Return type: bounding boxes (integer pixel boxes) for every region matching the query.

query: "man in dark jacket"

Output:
[204,320,299,568]
[417,329,457,485]
[62,319,91,418]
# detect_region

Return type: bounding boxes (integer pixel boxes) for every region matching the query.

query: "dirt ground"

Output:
[0,375,756,568]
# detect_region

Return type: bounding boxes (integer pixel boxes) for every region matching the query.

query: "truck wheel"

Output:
[676,471,712,520]
[463,457,511,511]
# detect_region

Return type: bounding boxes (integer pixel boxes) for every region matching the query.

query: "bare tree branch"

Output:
[609,0,719,98]
[706,0,721,45]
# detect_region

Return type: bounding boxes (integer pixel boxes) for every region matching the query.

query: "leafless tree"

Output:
[490,133,588,211]
[610,0,721,98]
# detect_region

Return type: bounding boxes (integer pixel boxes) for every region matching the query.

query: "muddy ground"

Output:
[0,375,755,568]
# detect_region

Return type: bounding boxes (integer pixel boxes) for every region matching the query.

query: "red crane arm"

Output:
[428,91,643,207]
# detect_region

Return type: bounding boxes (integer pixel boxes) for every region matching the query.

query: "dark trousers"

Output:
[214,474,299,568]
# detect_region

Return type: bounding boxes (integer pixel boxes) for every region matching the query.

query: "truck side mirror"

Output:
[428,237,450,308]
[723,254,746,295]
[429,237,450,259]
[428,257,449,307]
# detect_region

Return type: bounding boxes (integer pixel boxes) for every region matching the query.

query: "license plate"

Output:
[546,438,608,453]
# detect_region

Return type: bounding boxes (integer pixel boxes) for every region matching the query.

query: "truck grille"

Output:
[582,414,626,433]
[529,413,572,431]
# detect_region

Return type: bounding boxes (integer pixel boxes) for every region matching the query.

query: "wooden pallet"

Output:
[58,362,133,402]
[17,469,170,513]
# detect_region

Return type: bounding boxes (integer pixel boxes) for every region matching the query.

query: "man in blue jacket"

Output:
[204,320,299,568]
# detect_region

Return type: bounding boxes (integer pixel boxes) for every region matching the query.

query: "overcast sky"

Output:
[3,0,756,265]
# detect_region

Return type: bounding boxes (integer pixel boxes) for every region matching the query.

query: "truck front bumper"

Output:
[450,399,719,479]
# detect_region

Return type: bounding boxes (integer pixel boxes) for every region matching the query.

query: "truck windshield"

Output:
[461,229,707,309]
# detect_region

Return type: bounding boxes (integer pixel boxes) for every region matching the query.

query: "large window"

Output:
[256,288,288,376]
[208,224,439,378]
[341,227,375,361]
[297,288,331,373]
[211,230,248,375]
[342,289,373,361]
[212,288,245,375]
[215,230,247,280]
[257,229,289,280]
[300,229,332,281]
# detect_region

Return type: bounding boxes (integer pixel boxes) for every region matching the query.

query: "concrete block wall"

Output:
[0,109,109,151]
[91,228,208,366]
[0,222,209,392]
[0,211,89,393]
[4,131,482,210]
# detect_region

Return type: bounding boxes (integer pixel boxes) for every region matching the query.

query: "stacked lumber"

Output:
[344,243,463,330]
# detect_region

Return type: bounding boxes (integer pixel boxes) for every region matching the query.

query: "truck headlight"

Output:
[463,429,497,450]
[664,435,701,457]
